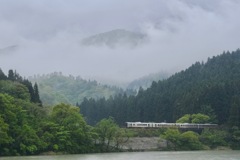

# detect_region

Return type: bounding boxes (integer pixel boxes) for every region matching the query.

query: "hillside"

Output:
[0,69,110,155]
[127,72,170,90]
[79,49,240,127]
[81,29,147,48]
[30,72,133,106]
[0,69,42,105]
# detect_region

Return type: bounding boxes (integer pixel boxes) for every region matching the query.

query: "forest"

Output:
[79,49,240,128]
[1,49,240,156]
[0,70,130,155]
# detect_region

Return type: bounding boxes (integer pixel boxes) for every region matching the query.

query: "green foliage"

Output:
[162,129,203,150]
[38,121,73,152]
[176,113,210,124]
[191,114,210,123]
[0,80,30,101]
[17,124,43,155]
[32,83,42,106]
[94,117,127,151]
[180,131,203,150]
[230,126,240,149]
[228,96,240,128]
[0,116,13,146]
[22,80,40,104]
[162,129,181,150]
[0,93,43,155]
[0,70,99,155]
[49,103,93,153]
[0,92,99,155]
[95,117,119,151]
[0,69,42,105]
[176,114,191,123]
[200,105,218,123]
[200,128,227,148]
[161,128,231,150]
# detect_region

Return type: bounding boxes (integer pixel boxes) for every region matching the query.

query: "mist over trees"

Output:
[30,72,135,106]
[79,49,240,128]
[1,0,240,155]
[1,49,240,155]
[127,72,170,90]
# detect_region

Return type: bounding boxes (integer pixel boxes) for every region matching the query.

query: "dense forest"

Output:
[1,49,240,156]
[30,73,135,106]
[79,49,240,127]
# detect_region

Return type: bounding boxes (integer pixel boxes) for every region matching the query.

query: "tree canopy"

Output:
[176,114,210,124]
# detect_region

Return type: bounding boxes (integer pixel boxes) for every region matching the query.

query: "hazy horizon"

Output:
[1,0,240,83]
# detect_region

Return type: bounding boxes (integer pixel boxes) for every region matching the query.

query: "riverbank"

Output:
[120,137,167,151]
[119,136,233,152]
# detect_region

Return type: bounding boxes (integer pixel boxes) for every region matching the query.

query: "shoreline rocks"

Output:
[120,137,167,151]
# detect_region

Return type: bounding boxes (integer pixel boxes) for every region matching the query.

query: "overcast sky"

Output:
[0,0,240,83]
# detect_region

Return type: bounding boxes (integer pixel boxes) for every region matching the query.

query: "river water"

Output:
[0,151,240,160]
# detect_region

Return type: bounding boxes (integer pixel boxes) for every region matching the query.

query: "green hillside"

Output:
[0,69,115,155]
[30,72,133,106]
[79,49,240,127]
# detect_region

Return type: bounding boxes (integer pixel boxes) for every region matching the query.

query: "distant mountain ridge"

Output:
[127,72,170,90]
[81,29,147,48]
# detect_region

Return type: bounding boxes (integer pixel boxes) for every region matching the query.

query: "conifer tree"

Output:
[22,80,35,102]
[33,83,42,106]
[228,96,240,127]
[8,69,15,81]
[0,68,7,80]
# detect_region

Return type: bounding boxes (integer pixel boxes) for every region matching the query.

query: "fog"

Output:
[0,0,240,83]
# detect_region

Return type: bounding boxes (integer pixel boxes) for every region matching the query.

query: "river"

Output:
[0,151,240,160]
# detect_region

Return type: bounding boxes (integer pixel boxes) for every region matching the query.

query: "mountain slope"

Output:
[79,49,240,126]
[81,29,147,48]
[30,72,128,105]
[127,72,170,90]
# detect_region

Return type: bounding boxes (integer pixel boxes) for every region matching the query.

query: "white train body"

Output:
[126,122,217,129]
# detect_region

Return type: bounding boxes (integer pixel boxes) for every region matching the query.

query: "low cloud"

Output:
[0,0,240,82]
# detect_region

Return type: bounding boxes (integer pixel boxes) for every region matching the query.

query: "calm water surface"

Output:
[0,151,240,160]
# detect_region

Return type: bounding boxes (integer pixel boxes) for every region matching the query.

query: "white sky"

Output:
[0,0,240,82]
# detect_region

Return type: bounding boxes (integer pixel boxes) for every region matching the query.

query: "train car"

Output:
[126,122,218,129]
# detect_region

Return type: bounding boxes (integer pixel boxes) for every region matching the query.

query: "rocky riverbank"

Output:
[120,137,167,151]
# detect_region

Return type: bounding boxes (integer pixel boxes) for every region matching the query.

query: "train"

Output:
[126,122,218,129]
